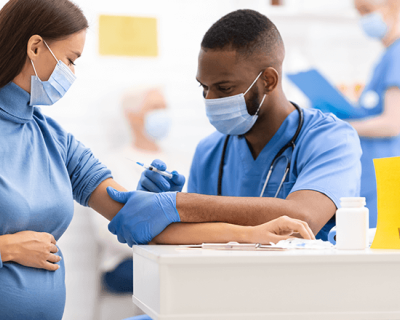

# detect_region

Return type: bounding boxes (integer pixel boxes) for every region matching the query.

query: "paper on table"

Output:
[178,239,333,251]
[271,238,333,249]
[286,69,366,120]
[371,157,400,249]
[98,15,158,57]
[177,243,287,251]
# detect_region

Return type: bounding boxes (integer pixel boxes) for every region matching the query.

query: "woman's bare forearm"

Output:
[152,215,315,245]
[152,222,252,245]
[88,178,127,221]
[175,190,335,235]
[0,234,13,262]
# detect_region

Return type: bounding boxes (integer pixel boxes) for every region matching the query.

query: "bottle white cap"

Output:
[340,197,366,208]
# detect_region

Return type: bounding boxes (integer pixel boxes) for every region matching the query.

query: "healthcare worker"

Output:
[108,9,362,248]
[349,0,400,228]
[0,2,312,318]
[124,8,364,320]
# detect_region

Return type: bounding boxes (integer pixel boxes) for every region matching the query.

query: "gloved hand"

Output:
[107,187,180,246]
[137,159,186,193]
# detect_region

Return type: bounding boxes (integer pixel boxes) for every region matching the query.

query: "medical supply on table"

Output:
[371,157,400,249]
[336,197,369,250]
[106,187,180,245]
[218,103,303,197]
[30,40,76,106]
[135,161,173,179]
[328,226,337,245]
[137,159,185,193]
[204,71,266,135]
[328,227,377,246]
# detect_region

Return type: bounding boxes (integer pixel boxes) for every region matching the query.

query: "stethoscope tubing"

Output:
[217,103,304,197]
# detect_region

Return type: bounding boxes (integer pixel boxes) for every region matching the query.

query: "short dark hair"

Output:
[0,0,88,88]
[201,9,283,58]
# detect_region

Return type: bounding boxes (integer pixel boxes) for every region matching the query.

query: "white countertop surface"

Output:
[133,245,400,265]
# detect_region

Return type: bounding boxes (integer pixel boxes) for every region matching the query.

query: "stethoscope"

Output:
[217,103,304,197]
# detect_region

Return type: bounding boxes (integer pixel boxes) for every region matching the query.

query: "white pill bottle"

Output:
[336,197,369,250]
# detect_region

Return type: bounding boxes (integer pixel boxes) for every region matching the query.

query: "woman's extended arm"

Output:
[349,87,400,137]
[151,216,315,245]
[88,179,315,245]
[88,178,127,221]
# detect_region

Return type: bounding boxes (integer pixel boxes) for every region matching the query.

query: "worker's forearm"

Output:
[88,178,128,221]
[175,191,334,235]
[152,222,252,245]
[177,193,302,226]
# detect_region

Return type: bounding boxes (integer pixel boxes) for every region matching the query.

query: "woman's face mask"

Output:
[29,40,76,106]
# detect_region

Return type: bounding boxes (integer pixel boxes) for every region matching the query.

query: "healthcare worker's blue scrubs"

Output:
[128,108,362,320]
[356,39,400,228]
[188,107,362,240]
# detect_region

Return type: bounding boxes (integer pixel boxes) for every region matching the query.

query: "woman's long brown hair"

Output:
[0,0,88,88]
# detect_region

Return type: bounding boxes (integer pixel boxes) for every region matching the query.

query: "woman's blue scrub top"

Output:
[356,40,400,228]
[188,107,362,240]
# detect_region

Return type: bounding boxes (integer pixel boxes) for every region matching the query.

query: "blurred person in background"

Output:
[92,86,173,294]
[90,87,175,320]
[349,0,400,228]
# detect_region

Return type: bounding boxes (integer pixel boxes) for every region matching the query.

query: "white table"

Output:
[132,245,400,320]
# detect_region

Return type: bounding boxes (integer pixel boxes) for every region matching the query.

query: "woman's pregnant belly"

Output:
[0,251,65,320]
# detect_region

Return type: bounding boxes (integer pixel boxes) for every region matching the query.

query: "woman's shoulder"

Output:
[32,107,70,149]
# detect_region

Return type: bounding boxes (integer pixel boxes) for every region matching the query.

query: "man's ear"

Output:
[27,35,44,62]
[262,67,279,94]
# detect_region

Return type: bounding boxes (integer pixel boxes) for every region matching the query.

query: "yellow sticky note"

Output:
[99,15,158,57]
[371,157,400,249]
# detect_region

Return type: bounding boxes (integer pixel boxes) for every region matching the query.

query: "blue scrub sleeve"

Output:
[0,253,3,268]
[383,50,400,90]
[66,133,112,206]
[187,147,199,194]
[290,118,362,208]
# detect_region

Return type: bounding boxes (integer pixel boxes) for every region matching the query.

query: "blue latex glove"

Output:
[106,187,180,246]
[137,159,186,193]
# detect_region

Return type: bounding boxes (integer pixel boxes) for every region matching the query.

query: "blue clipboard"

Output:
[286,69,366,120]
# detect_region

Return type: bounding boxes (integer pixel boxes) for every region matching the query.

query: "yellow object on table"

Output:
[371,156,400,249]
[98,15,158,57]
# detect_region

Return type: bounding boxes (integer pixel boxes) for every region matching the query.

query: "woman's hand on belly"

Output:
[0,231,61,271]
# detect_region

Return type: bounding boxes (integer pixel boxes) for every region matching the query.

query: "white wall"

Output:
[1,0,384,171]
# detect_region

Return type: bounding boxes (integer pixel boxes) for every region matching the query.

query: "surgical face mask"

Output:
[204,72,266,135]
[144,109,171,141]
[29,40,76,106]
[360,12,388,40]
